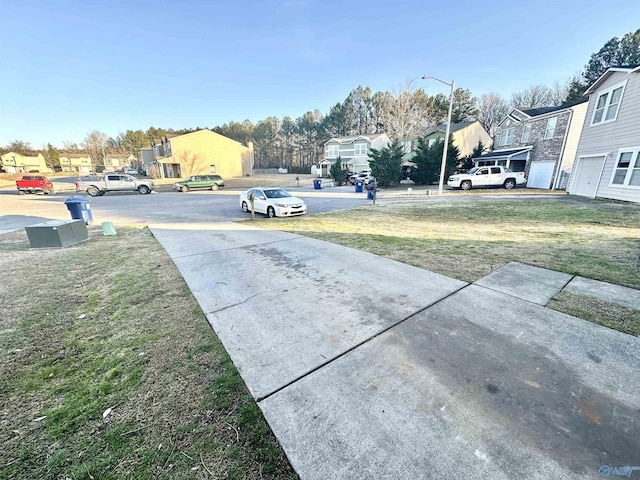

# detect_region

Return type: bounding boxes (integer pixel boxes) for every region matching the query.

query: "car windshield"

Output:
[468,167,479,174]
[264,189,291,199]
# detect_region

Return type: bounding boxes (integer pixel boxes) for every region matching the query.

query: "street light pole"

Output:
[422,75,454,195]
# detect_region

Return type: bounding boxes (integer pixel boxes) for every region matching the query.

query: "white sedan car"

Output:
[239,188,307,218]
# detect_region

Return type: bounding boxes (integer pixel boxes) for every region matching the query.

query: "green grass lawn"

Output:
[0,227,297,480]
[250,195,640,335]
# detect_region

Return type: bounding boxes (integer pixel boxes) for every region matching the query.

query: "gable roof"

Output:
[418,121,476,137]
[472,147,532,161]
[326,133,387,144]
[519,98,588,117]
[585,64,640,94]
[499,98,588,126]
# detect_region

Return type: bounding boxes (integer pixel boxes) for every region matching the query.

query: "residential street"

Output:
[2,187,639,479]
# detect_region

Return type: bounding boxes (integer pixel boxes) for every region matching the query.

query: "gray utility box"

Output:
[25,219,89,248]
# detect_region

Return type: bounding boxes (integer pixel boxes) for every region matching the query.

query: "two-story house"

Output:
[59,154,92,173]
[0,152,50,173]
[320,133,391,177]
[104,154,137,172]
[412,121,492,158]
[473,99,588,189]
[568,65,640,203]
[140,130,253,179]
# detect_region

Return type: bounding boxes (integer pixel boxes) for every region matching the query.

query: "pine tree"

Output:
[368,141,404,188]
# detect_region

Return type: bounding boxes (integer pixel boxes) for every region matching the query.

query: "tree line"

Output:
[2,29,638,172]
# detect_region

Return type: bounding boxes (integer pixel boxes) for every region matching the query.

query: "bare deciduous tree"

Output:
[476,93,510,136]
[82,131,109,168]
[378,79,432,141]
[510,84,553,108]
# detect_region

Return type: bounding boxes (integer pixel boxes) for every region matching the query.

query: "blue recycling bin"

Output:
[355,180,363,193]
[64,195,93,224]
[313,179,322,190]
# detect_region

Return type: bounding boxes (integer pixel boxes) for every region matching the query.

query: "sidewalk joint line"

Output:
[256,282,469,403]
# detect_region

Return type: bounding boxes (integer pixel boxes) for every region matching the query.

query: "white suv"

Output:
[349,170,372,185]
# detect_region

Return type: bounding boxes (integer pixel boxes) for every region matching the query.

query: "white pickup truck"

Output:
[447,166,527,190]
[75,173,154,197]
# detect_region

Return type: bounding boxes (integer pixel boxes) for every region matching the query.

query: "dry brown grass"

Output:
[0,227,296,480]
[255,198,640,287]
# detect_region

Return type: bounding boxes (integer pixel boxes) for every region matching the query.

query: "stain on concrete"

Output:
[400,311,640,474]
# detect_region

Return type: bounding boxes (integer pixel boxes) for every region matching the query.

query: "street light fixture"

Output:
[422,75,455,195]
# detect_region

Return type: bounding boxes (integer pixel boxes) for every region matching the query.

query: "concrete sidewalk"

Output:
[145,224,640,478]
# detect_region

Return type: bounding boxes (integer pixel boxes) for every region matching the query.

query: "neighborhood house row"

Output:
[1,66,638,203]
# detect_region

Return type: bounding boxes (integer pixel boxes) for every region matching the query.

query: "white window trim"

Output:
[327,145,339,156]
[609,146,640,188]
[354,143,368,155]
[590,80,627,126]
[543,117,557,140]
[521,123,531,143]
[499,128,515,147]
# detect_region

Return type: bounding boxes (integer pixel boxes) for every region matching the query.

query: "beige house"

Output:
[105,154,137,172]
[0,152,50,173]
[140,130,253,179]
[59,154,93,173]
[409,121,493,158]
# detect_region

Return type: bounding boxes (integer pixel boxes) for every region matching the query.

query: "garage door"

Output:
[527,161,555,189]
[573,156,605,198]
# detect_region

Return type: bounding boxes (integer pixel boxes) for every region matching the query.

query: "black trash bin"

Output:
[313,179,322,190]
[64,195,93,224]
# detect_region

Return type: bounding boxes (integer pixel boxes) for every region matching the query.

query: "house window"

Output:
[592,83,625,125]
[209,164,216,174]
[521,124,531,143]
[498,128,515,146]
[427,138,438,147]
[544,117,557,140]
[354,143,367,155]
[610,148,640,187]
[403,140,413,154]
[327,145,339,156]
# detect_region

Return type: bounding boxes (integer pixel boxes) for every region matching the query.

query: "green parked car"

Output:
[172,175,225,192]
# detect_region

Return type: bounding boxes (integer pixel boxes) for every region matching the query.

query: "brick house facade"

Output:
[474,99,587,189]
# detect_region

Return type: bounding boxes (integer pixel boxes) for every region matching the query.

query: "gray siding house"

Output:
[474,99,588,189]
[568,65,640,203]
[320,133,390,177]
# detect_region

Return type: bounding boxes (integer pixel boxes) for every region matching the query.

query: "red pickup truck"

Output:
[16,175,55,195]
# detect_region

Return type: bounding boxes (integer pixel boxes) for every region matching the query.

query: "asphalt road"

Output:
[0,185,371,230]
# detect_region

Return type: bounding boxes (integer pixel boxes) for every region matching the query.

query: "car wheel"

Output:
[18,190,25,195]
[180,185,189,192]
[267,206,276,218]
[211,184,219,191]
[504,179,516,190]
[87,186,100,197]
[138,185,151,194]
[241,201,249,213]
[460,180,472,191]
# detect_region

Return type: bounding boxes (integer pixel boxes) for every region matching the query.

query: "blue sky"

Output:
[1,0,639,148]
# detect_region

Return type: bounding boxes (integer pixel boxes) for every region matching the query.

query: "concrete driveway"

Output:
[150,222,640,480]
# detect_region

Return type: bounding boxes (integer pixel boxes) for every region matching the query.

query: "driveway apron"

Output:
[150,222,640,480]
